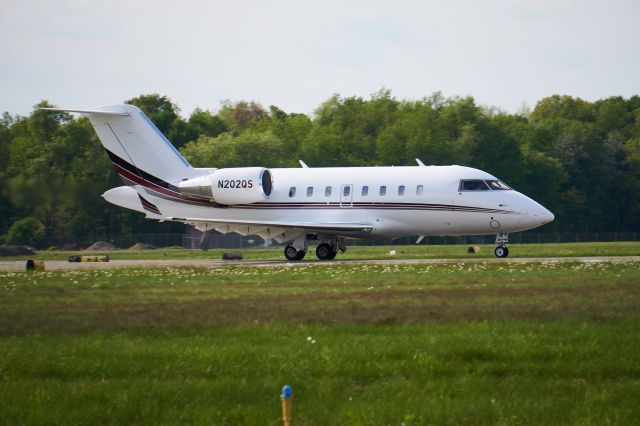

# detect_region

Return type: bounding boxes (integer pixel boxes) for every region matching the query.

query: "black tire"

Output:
[295,250,306,260]
[284,245,300,261]
[316,243,337,260]
[494,246,509,258]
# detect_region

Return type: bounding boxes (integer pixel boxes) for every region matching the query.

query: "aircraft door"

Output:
[340,184,353,207]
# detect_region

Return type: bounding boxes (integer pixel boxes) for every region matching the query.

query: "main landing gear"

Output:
[494,233,509,258]
[284,234,307,260]
[284,244,306,260]
[284,236,344,261]
[316,243,337,260]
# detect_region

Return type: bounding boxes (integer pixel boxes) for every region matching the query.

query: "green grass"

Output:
[1,261,639,424]
[4,241,640,261]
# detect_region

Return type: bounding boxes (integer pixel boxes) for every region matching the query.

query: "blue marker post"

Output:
[281,385,293,426]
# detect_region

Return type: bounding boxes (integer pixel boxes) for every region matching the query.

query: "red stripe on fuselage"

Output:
[113,164,210,205]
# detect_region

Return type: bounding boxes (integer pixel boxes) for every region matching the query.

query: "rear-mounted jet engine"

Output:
[178,167,272,205]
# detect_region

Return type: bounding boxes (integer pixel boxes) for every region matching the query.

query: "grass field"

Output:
[4,241,640,261]
[1,260,640,424]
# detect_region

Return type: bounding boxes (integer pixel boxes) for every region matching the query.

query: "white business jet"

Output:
[43,105,554,259]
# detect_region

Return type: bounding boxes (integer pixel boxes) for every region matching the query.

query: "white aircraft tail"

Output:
[42,105,200,185]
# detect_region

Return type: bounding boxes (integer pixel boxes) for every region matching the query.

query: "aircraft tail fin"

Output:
[41,105,199,184]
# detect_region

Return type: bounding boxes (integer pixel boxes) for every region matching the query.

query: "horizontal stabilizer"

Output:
[40,107,130,116]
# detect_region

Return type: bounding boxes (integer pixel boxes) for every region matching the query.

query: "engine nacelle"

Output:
[210,167,273,205]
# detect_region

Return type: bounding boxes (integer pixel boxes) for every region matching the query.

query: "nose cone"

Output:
[506,192,555,231]
[528,203,554,228]
[540,208,555,224]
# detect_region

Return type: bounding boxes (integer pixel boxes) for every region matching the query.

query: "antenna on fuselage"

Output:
[416,158,426,167]
[299,160,309,168]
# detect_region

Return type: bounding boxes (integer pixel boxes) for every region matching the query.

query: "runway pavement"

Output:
[1,256,640,271]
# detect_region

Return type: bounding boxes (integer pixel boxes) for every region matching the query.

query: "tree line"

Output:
[1,91,639,247]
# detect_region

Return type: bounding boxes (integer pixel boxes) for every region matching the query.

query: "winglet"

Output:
[299,160,309,168]
[416,158,426,167]
[416,235,425,244]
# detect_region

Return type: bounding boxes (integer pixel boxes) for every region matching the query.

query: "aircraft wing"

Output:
[168,216,373,243]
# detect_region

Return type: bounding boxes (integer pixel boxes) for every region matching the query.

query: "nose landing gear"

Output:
[494,245,509,258]
[494,233,509,258]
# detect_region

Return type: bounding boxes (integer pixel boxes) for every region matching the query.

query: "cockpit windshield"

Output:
[485,180,511,190]
[459,179,512,191]
[459,180,489,191]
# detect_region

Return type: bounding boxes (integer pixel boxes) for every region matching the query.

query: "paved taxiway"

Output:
[1,256,639,271]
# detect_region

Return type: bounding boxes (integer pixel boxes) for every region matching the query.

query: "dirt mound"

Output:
[129,243,156,250]
[60,243,81,251]
[0,245,36,256]
[84,241,116,251]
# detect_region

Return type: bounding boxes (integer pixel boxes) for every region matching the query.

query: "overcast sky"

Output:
[2,0,639,117]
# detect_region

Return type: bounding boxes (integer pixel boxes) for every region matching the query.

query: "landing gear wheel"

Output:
[316,243,337,260]
[494,246,509,258]
[284,245,305,261]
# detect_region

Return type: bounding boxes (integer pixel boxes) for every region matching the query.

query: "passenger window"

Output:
[416,185,424,195]
[325,186,332,197]
[362,186,369,196]
[343,186,351,197]
[380,185,387,196]
[289,187,296,197]
[398,185,405,196]
[486,180,512,190]
[306,186,313,197]
[459,180,490,191]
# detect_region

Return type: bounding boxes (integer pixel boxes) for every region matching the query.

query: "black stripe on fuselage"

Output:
[138,194,161,215]
[104,149,179,192]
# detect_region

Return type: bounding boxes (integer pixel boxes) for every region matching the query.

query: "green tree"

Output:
[303,90,400,166]
[6,102,70,238]
[0,112,17,236]
[6,216,45,247]
[187,108,227,139]
[181,130,291,169]
[217,100,267,133]
[530,95,594,122]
